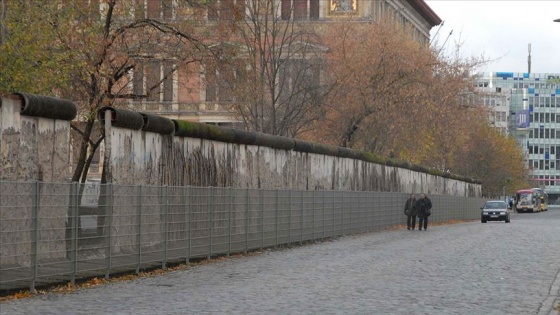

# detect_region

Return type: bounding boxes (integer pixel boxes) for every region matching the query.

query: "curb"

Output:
[545,268,560,315]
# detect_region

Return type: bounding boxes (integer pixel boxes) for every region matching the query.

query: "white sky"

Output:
[425,0,560,74]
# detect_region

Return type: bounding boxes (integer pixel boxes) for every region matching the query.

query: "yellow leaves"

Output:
[0,290,31,301]
[81,277,109,288]
[51,282,77,294]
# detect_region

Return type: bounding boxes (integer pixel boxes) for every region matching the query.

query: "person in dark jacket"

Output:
[404,194,417,230]
[415,193,432,231]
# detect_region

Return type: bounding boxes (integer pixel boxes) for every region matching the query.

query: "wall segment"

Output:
[99,107,481,197]
[0,93,77,266]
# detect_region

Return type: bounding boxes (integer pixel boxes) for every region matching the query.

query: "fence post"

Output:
[363,192,367,232]
[322,190,325,239]
[163,185,169,269]
[245,188,249,254]
[288,189,292,245]
[186,186,191,263]
[275,189,279,247]
[341,191,345,236]
[105,183,113,280]
[331,191,335,237]
[30,181,40,293]
[209,187,214,260]
[136,185,142,274]
[228,187,232,256]
[349,192,353,234]
[260,189,264,250]
[71,181,79,285]
[300,190,304,245]
[312,190,316,240]
[368,192,372,232]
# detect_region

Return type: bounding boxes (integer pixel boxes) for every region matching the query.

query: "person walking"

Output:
[404,194,417,230]
[416,193,432,231]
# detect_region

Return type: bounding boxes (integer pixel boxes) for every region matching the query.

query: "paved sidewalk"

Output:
[1,210,559,315]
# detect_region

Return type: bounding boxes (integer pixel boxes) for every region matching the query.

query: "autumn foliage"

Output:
[0,3,530,196]
[305,20,530,196]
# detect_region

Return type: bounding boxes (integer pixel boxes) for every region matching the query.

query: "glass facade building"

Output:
[475,72,560,203]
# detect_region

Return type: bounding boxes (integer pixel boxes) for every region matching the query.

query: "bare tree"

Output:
[1,1,210,183]
[205,0,328,137]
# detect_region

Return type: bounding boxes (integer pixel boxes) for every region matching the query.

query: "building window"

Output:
[278,58,322,106]
[281,0,320,20]
[205,61,247,103]
[133,60,175,102]
[145,61,161,101]
[162,62,174,102]
[147,0,174,19]
[208,0,245,21]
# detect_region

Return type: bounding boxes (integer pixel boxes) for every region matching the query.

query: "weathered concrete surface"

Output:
[105,125,481,197]
[0,96,72,182]
[3,208,559,315]
[0,97,72,265]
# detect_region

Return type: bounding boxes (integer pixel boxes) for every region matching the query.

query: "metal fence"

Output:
[0,181,486,292]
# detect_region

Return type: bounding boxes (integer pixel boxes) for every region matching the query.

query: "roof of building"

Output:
[406,0,443,27]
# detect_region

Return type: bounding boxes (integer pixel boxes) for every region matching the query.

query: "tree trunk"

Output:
[72,118,95,182]
[80,134,105,184]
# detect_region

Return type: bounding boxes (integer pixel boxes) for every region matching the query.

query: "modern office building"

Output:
[475,72,560,203]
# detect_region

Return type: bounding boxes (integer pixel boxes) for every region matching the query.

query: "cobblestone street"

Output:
[2,208,559,315]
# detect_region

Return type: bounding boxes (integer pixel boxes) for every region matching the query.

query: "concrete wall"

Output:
[104,120,481,197]
[0,96,72,182]
[0,95,74,265]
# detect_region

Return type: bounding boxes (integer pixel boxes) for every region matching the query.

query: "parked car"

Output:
[481,200,510,223]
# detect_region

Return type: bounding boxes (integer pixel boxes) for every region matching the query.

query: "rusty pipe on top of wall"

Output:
[14,92,77,121]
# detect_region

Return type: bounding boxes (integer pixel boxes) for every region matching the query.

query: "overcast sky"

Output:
[425,0,560,74]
